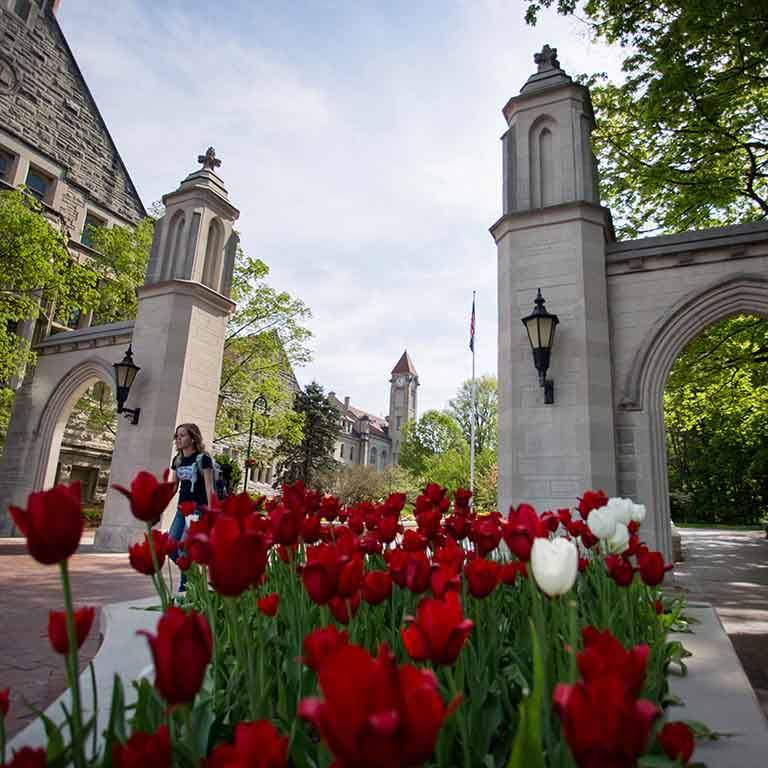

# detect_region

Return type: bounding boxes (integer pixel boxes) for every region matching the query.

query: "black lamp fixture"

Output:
[113,345,141,425]
[243,393,270,492]
[521,288,559,405]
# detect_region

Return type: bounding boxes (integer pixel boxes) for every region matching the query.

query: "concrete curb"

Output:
[8,597,160,755]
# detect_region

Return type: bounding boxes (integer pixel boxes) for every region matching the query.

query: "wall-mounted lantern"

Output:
[521,288,559,405]
[113,345,141,424]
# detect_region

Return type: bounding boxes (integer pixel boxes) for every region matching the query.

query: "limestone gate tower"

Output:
[492,47,617,516]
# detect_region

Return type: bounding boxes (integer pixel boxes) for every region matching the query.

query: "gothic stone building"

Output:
[329,350,419,470]
[0,0,145,501]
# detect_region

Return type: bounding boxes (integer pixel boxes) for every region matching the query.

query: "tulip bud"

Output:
[530,537,578,597]
[607,522,630,554]
[630,503,646,524]
[587,505,617,540]
[606,497,633,525]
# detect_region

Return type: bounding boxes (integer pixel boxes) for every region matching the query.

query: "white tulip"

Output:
[530,537,579,597]
[587,505,617,540]
[606,497,633,525]
[607,522,630,553]
[630,503,646,524]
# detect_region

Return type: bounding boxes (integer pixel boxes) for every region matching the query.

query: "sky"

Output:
[57,0,625,418]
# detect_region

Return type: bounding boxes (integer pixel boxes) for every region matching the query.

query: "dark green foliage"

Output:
[665,315,768,524]
[525,0,768,236]
[274,381,339,487]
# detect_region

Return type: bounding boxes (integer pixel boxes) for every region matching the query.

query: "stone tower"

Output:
[388,350,418,465]
[491,46,617,514]
[94,149,239,550]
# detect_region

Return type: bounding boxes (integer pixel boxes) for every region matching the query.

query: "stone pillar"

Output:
[492,47,617,515]
[94,151,239,550]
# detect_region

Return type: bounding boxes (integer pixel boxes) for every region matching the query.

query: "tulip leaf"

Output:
[39,711,66,761]
[101,675,126,768]
[190,698,216,755]
[506,620,546,768]
[637,756,683,767]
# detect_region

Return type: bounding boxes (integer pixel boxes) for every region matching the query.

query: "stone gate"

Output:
[493,48,768,559]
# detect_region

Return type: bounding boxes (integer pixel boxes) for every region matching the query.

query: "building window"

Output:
[340,445,344,459]
[349,446,354,463]
[13,0,32,21]
[81,212,106,247]
[25,166,52,202]
[0,150,12,182]
[396,416,402,429]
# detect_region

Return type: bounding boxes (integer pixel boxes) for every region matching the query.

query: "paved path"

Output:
[673,528,768,720]
[0,533,156,738]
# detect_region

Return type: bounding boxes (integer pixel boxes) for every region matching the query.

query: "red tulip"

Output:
[48,606,95,654]
[208,515,267,597]
[269,503,302,546]
[377,513,400,543]
[301,514,322,543]
[337,554,364,598]
[605,554,635,587]
[433,538,466,572]
[464,557,500,598]
[657,721,695,765]
[9,483,83,565]
[500,560,527,585]
[0,687,9,717]
[401,592,473,666]
[140,607,212,706]
[113,725,171,768]
[430,564,461,598]
[654,599,664,615]
[362,571,392,605]
[129,530,174,575]
[258,593,280,617]
[3,747,47,768]
[206,720,288,768]
[445,512,471,540]
[637,550,672,587]
[402,529,428,551]
[404,551,431,594]
[579,627,650,698]
[302,625,349,671]
[298,642,454,768]
[577,490,608,519]
[471,515,502,557]
[502,503,545,562]
[303,544,340,604]
[554,675,659,767]
[328,591,361,624]
[454,488,472,511]
[113,471,177,525]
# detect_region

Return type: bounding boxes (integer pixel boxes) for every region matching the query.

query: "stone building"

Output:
[1,0,145,500]
[328,350,419,470]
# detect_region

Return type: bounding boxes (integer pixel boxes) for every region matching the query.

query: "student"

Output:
[168,423,215,590]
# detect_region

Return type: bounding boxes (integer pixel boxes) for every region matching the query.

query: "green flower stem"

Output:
[445,664,471,768]
[224,597,258,718]
[58,560,85,768]
[183,705,200,768]
[145,522,169,610]
[566,597,578,684]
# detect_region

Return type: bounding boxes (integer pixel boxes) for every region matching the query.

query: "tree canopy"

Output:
[447,375,498,453]
[274,382,339,487]
[399,409,466,477]
[525,0,768,236]
[664,314,768,523]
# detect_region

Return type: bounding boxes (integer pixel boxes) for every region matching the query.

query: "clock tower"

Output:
[388,350,418,465]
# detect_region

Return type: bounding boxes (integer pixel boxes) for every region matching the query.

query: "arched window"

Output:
[163,210,185,281]
[370,446,378,467]
[529,117,557,209]
[202,218,224,290]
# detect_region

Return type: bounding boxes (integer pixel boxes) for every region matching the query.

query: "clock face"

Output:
[396,376,405,387]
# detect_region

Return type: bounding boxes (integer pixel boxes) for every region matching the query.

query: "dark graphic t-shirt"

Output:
[173,452,213,507]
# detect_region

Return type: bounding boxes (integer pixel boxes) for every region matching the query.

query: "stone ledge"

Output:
[668,603,768,766]
[8,597,159,756]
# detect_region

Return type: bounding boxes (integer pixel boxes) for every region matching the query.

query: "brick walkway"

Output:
[0,533,156,738]
[674,528,768,720]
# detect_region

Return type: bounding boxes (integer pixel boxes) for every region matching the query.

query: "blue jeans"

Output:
[168,507,188,591]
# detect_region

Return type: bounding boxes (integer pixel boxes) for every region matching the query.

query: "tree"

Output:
[317,464,421,506]
[664,314,768,524]
[447,375,498,454]
[214,252,311,451]
[525,0,768,236]
[274,382,339,487]
[399,410,466,476]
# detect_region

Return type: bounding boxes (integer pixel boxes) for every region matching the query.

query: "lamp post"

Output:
[521,288,559,405]
[113,345,141,424]
[243,393,269,492]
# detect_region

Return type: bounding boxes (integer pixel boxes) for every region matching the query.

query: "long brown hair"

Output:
[174,423,206,461]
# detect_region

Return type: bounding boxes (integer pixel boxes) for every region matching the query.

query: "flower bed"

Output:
[1,477,706,767]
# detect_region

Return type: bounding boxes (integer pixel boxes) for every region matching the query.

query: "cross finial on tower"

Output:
[534,44,559,72]
[197,146,222,171]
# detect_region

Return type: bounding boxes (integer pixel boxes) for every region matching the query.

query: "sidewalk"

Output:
[673,528,768,720]
[0,533,156,738]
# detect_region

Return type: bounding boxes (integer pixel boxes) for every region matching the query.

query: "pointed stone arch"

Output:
[528,114,558,208]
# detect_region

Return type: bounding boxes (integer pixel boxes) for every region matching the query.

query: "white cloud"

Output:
[58,0,625,416]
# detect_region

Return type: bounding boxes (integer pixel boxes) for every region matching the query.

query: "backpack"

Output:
[194,453,226,499]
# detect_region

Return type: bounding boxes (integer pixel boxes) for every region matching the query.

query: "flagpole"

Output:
[470,291,476,501]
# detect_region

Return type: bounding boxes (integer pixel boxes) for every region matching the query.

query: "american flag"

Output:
[469,296,475,352]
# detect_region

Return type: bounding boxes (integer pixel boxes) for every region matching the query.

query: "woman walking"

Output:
[168,423,215,589]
